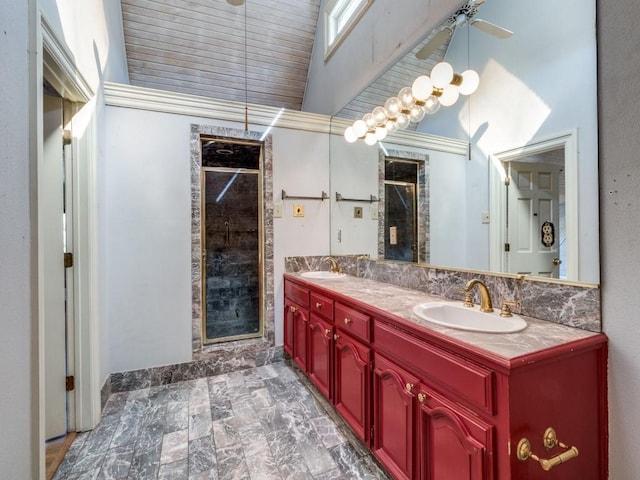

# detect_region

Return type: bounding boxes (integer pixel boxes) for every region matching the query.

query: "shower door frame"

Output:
[200,140,265,345]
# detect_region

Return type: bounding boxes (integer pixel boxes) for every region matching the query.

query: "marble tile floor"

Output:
[53,361,389,480]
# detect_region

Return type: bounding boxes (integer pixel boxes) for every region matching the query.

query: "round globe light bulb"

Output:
[374,126,388,141]
[384,97,402,118]
[409,104,426,123]
[372,106,387,124]
[353,119,367,138]
[363,113,377,129]
[412,75,433,101]
[459,70,480,95]
[431,62,454,88]
[396,113,410,130]
[364,132,378,146]
[344,126,358,143]
[423,95,441,114]
[438,85,459,106]
[385,120,398,135]
[398,87,416,109]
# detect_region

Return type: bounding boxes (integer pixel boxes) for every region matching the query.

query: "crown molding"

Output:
[104,83,467,154]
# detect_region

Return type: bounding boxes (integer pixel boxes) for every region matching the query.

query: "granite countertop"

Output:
[286,273,602,361]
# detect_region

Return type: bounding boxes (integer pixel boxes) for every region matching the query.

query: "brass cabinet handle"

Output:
[290,306,297,313]
[417,393,426,403]
[334,334,340,341]
[324,328,331,336]
[517,428,579,471]
[406,383,414,393]
[315,302,323,308]
[344,317,351,325]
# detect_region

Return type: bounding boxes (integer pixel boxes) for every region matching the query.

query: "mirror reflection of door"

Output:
[384,159,418,262]
[505,150,565,278]
[201,139,263,344]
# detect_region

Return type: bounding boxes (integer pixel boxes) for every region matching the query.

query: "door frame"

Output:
[489,130,578,279]
[38,12,100,471]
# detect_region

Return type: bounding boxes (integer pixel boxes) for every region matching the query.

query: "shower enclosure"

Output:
[201,138,263,344]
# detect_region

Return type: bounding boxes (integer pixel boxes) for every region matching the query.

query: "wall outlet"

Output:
[273,203,283,218]
[293,204,304,217]
[354,206,363,219]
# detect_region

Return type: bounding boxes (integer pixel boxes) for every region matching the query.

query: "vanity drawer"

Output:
[311,291,334,321]
[374,321,494,415]
[285,280,309,308]
[335,302,371,342]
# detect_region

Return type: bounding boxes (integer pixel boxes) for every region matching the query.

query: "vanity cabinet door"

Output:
[308,314,333,399]
[417,386,494,480]
[373,352,420,480]
[292,305,309,372]
[283,301,298,356]
[334,330,370,445]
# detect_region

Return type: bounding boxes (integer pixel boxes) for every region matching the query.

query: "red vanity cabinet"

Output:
[308,314,333,399]
[373,352,421,480]
[334,321,371,444]
[282,275,608,480]
[417,385,494,480]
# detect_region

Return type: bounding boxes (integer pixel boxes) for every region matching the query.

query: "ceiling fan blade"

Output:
[471,19,513,38]
[416,28,453,60]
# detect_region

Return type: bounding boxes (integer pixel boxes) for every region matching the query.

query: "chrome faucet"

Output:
[464,279,494,312]
[322,256,342,274]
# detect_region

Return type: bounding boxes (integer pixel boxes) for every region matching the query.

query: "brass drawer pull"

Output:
[325,328,331,336]
[344,317,352,325]
[290,306,297,313]
[406,383,414,393]
[334,334,340,341]
[315,302,323,308]
[417,393,426,403]
[517,428,579,471]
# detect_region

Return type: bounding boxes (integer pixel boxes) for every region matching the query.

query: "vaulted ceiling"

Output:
[120,0,449,120]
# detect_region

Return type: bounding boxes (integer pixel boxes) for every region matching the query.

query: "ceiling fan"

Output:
[415,0,513,60]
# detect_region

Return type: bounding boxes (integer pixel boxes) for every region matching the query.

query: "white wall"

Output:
[599,0,640,477]
[104,105,331,371]
[0,2,39,477]
[304,0,458,115]
[421,0,599,281]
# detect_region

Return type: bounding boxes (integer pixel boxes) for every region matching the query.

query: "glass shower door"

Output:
[202,167,262,343]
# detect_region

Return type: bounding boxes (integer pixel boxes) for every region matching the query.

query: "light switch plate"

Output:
[371,204,379,219]
[273,203,283,218]
[293,204,304,217]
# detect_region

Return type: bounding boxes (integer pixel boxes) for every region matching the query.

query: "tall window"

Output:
[325,0,373,59]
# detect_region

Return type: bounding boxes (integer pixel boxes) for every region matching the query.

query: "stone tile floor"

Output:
[53,361,388,479]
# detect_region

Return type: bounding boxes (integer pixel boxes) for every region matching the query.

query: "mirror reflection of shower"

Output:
[201,139,263,344]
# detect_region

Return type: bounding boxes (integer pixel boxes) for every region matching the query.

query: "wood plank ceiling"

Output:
[120,0,448,119]
[121,0,322,111]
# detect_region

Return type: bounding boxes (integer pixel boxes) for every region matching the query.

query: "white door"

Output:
[43,93,69,440]
[506,161,561,278]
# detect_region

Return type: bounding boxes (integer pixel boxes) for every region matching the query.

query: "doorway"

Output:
[201,139,264,344]
[384,159,419,262]
[489,131,578,279]
[42,88,74,441]
[506,157,564,278]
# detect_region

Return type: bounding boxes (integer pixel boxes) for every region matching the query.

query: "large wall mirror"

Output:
[328,0,599,284]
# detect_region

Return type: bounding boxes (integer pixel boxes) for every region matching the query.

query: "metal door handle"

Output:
[553,258,562,266]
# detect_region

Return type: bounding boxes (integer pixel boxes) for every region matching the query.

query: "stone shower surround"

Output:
[108,124,278,394]
[285,255,601,333]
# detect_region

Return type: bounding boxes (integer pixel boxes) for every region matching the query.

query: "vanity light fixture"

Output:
[344,61,480,145]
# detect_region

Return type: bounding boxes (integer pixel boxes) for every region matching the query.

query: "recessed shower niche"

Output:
[201,138,264,344]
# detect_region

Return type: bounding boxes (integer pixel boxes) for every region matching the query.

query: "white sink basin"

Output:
[300,271,347,279]
[413,302,527,333]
